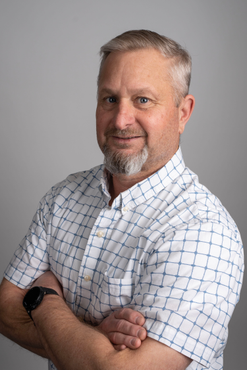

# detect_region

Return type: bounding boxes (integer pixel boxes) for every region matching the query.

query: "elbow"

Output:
[0,278,28,334]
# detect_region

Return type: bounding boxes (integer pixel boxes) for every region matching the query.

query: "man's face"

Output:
[96,48,186,177]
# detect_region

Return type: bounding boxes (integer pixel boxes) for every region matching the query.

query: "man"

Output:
[0,30,244,369]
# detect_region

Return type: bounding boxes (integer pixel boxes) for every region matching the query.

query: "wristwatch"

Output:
[23,286,59,320]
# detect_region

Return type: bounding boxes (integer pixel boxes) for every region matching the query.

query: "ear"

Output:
[178,94,195,134]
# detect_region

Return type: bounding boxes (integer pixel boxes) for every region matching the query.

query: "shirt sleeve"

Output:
[130,220,244,368]
[4,192,52,288]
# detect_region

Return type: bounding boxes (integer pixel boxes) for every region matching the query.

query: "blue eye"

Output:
[139,97,149,104]
[106,97,117,103]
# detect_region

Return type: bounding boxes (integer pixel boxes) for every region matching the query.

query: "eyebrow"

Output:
[98,88,115,95]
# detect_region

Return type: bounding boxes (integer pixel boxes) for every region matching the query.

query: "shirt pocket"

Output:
[90,270,135,323]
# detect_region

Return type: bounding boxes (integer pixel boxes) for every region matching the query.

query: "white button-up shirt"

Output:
[5,148,244,370]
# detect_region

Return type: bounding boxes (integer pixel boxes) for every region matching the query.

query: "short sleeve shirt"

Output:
[4,148,244,369]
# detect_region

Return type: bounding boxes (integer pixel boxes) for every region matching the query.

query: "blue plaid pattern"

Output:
[5,148,244,370]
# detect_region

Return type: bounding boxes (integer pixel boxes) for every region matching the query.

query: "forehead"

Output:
[98,48,172,91]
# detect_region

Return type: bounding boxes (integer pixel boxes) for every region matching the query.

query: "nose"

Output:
[113,100,135,130]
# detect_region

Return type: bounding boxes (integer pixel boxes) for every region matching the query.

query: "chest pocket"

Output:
[89,270,135,323]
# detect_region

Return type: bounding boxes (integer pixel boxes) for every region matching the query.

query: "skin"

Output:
[0,278,48,358]
[96,48,195,202]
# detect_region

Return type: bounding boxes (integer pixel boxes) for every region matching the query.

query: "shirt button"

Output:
[123,206,129,212]
[97,230,105,238]
[84,275,91,282]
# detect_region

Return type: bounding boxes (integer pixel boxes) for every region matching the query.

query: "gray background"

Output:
[0,0,246,369]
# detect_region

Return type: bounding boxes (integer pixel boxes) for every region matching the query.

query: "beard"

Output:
[103,143,148,176]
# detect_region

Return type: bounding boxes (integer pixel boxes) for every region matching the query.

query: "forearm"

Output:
[32,295,191,370]
[12,271,190,370]
[33,295,118,370]
[0,278,48,358]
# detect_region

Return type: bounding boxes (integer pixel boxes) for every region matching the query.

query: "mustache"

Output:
[105,128,147,138]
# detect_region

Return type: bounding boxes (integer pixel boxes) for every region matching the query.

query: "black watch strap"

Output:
[23,286,59,320]
[42,287,59,296]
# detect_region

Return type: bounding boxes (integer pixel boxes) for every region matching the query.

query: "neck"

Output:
[106,147,180,206]
[108,168,156,206]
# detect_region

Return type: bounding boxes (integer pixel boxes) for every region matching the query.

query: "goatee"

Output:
[103,144,148,176]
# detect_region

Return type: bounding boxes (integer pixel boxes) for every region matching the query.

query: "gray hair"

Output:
[98,29,192,106]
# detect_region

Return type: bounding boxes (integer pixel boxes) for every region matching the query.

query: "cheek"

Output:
[96,109,113,152]
[96,107,106,131]
[96,117,104,150]
[146,113,180,145]
[96,107,111,130]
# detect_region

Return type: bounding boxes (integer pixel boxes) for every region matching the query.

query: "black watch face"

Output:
[23,286,43,310]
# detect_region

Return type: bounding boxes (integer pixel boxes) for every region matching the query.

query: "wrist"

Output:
[23,286,60,321]
[31,271,64,298]
[32,293,62,321]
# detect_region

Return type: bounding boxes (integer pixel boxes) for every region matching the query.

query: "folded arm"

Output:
[0,278,48,358]
[1,273,191,369]
[29,272,191,370]
[32,293,191,370]
[0,274,146,357]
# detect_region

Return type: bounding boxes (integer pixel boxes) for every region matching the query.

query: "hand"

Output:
[98,308,147,350]
[31,271,64,298]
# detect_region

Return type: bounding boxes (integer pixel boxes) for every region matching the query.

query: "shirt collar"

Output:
[100,147,185,212]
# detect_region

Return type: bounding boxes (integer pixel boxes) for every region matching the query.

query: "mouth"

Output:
[104,129,147,149]
[110,135,145,146]
[112,135,143,140]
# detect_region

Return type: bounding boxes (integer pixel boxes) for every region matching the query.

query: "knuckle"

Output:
[108,332,117,343]
[117,308,126,317]
[115,319,124,331]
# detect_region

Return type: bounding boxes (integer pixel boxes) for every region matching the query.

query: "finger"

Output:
[98,311,147,340]
[114,308,145,326]
[108,332,142,349]
[113,344,127,351]
[114,319,147,339]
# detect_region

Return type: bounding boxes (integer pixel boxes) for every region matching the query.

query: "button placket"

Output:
[77,208,113,292]
[76,206,123,307]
